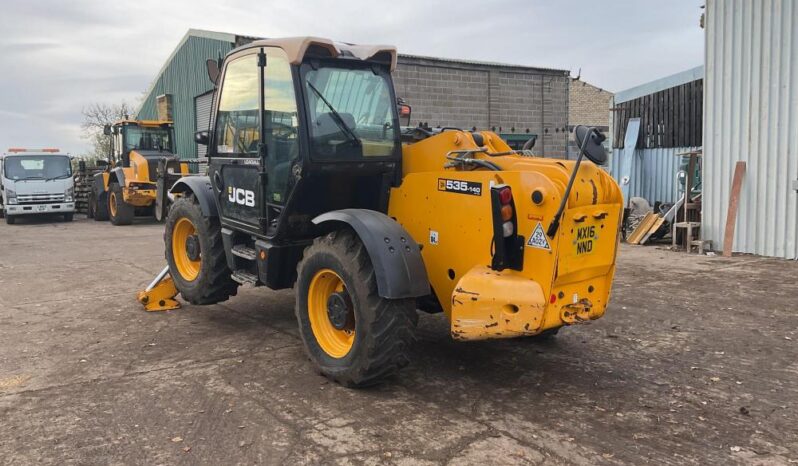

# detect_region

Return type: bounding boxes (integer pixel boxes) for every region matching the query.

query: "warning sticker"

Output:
[527,222,551,250]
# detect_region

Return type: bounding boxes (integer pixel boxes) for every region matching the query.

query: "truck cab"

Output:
[0,148,75,224]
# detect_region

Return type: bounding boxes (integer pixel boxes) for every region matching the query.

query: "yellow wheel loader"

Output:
[138,38,623,387]
[89,120,190,225]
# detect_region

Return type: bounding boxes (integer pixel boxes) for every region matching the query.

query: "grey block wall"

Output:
[394,55,570,159]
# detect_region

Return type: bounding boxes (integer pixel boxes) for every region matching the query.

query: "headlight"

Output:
[6,188,17,204]
[65,187,74,202]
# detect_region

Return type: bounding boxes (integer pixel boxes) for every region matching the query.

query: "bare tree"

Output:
[80,102,132,160]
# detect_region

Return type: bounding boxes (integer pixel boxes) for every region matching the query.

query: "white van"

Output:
[0,149,76,224]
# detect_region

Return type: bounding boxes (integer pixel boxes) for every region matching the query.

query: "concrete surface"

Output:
[0,215,796,465]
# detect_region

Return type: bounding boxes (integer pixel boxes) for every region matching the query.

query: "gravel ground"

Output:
[1,215,796,465]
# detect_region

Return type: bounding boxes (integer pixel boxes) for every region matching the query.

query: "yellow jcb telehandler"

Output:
[138,37,623,387]
[89,120,190,225]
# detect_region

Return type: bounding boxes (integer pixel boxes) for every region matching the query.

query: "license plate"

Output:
[37,205,47,212]
[574,224,597,256]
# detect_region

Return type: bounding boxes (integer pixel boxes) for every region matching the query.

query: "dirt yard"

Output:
[0,215,796,465]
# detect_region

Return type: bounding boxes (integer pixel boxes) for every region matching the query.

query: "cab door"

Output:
[209,48,301,235]
[209,51,263,232]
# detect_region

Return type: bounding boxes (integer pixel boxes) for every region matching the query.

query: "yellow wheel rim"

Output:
[172,217,201,281]
[308,269,355,358]
[109,191,118,217]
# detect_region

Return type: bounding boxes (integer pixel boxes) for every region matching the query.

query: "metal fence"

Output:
[608,146,700,206]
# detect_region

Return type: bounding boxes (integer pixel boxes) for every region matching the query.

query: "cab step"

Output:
[231,244,257,261]
[231,270,259,286]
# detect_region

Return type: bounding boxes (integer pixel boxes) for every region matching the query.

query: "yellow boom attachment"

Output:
[388,130,622,341]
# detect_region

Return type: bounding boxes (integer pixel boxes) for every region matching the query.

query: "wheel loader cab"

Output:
[111,121,174,169]
[206,40,402,241]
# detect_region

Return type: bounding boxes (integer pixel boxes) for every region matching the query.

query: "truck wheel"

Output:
[63,213,74,222]
[295,229,418,387]
[108,183,134,225]
[6,215,15,225]
[164,196,238,304]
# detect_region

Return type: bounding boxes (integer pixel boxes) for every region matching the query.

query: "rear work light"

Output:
[490,184,524,271]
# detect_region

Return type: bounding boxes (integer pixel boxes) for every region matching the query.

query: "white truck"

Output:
[0,148,76,224]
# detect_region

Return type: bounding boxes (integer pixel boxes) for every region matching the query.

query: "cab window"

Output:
[263,49,299,204]
[215,55,260,156]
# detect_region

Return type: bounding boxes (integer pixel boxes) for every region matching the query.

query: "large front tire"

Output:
[164,196,238,305]
[295,229,418,388]
[91,191,109,221]
[108,183,133,225]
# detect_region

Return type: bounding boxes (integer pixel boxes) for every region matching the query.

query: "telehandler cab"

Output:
[138,37,623,387]
[89,120,190,225]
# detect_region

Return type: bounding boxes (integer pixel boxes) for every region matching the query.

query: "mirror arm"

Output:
[546,127,595,238]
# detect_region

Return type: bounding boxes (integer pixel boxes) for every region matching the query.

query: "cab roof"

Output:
[3,148,67,156]
[113,119,173,127]
[237,37,397,71]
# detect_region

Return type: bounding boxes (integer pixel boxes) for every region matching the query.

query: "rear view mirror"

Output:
[574,125,607,166]
[96,159,110,167]
[195,130,209,146]
[103,124,112,136]
[206,59,220,85]
[397,99,411,127]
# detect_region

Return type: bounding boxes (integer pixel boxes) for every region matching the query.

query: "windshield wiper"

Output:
[44,174,71,182]
[306,81,361,146]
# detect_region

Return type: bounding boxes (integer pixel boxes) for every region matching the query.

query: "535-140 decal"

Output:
[437,178,482,196]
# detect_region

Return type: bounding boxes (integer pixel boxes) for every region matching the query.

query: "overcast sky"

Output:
[0,0,704,155]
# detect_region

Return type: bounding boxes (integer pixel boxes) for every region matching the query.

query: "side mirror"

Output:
[206,59,220,85]
[103,124,112,136]
[96,159,110,167]
[397,99,411,127]
[195,130,209,146]
[573,125,608,166]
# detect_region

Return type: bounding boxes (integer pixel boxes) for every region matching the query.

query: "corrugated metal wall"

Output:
[609,147,699,205]
[704,0,798,259]
[137,36,233,159]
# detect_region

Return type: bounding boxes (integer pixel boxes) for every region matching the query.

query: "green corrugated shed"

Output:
[136,30,235,159]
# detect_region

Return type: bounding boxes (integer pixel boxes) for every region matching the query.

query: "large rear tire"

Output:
[295,229,417,388]
[164,196,238,304]
[108,183,134,226]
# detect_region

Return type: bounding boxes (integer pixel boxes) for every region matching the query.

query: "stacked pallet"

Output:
[73,165,103,214]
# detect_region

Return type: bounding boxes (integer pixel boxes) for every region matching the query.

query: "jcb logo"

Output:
[227,187,255,207]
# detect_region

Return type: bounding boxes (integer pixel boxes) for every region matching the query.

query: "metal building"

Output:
[703,0,798,259]
[136,29,571,160]
[609,66,703,207]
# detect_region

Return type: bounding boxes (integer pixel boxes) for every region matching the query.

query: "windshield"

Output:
[304,65,399,159]
[3,155,71,181]
[123,126,172,153]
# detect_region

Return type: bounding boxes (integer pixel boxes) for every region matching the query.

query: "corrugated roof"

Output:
[614,66,704,104]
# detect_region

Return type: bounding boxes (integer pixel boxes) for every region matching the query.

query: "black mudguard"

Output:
[110,167,126,187]
[170,176,218,217]
[313,209,430,300]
